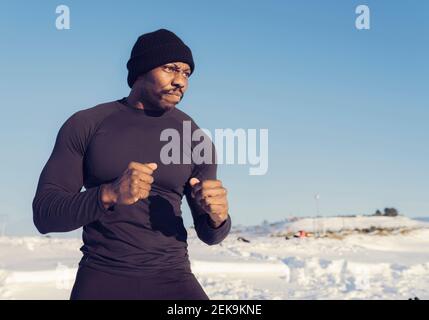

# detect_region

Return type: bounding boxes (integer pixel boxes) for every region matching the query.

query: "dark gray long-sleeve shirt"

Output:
[32,98,231,276]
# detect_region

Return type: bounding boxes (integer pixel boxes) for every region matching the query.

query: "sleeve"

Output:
[184,127,231,245]
[32,111,113,234]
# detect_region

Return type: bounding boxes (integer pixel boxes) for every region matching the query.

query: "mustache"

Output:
[163,89,183,98]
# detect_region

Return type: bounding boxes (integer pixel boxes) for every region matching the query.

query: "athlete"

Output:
[32,29,231,300]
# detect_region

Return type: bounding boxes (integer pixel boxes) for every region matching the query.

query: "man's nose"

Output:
[171,73,187,89]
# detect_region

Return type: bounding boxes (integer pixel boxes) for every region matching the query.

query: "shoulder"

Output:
[57,100,121,150]
[173,107,215,142]
[61,100,120,131]
[70,100,121,124]
[172,107,203,131]
[174,108,217,164]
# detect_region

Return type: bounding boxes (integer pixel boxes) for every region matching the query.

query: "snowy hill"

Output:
[234,215,429,237]
[1,216,429,300]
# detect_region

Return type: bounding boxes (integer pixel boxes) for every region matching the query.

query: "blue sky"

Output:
[0,0,428,236]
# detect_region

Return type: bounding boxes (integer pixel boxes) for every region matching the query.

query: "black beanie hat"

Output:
[126,29,195,88]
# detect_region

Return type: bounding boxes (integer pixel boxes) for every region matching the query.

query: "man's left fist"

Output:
[189,178,229,228]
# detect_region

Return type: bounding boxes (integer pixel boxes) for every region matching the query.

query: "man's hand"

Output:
[101,161,157,208]
[189,178,229,228]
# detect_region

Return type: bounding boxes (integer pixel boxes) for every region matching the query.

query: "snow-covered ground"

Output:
[1,216,429,300]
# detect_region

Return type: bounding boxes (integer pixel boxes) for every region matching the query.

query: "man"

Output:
[32,29,231,300]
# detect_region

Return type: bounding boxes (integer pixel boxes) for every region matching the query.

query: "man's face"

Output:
[134,61,191,111]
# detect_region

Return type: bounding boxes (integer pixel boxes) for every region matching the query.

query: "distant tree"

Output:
[384,207,399,217]
[374,210,382,216]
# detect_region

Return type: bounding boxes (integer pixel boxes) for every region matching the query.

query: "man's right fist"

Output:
[101,161,157,208]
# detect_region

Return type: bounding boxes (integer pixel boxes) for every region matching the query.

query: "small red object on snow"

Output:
[294,230,307,238]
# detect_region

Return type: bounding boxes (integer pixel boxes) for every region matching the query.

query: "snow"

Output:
[1,216,429,300]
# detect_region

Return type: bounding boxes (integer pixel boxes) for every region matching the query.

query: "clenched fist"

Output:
[101,161,157,208]
[189,178,229,228]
